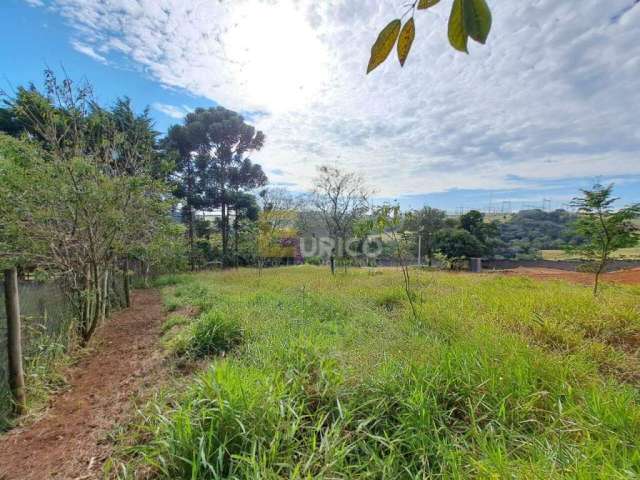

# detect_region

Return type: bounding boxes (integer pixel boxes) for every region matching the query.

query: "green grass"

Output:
[541,247,640,261]
[116,266,640,479]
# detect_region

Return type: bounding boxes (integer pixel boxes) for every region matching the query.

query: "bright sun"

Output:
[224,2,329,112]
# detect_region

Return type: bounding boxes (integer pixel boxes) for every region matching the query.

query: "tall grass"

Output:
[118,266,640,478]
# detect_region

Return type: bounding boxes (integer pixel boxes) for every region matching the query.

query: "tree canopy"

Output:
[163,107,267,268]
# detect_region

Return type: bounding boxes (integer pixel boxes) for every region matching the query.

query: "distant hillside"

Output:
[494,209,584,259]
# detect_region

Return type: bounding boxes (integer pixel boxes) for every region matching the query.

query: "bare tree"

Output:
[311,166,371,273]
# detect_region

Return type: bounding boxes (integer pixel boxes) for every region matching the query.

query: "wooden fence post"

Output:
[4,267,26,415]
[123,257,131,308]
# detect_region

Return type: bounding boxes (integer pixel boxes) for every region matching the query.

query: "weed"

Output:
[173,310,243,360]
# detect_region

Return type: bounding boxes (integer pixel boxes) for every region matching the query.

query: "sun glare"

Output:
[224,2,329,112]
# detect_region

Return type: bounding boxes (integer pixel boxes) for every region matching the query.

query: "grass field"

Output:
[541,247,640,261]
[118,267,640,479]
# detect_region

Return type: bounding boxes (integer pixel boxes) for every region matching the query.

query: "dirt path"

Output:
[495,267,640,286]
[0,290,165,480]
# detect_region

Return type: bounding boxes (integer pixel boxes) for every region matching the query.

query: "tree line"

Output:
[0,71,274,415]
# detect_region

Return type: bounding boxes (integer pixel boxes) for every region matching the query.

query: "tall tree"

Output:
[569,183,640,295]
[460,209,499,254]
[163,123,206,270]
[164,107,266,268]
[311,165,370,272]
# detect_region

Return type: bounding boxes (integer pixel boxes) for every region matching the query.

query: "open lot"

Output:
[117,266,640,478]
[496,266,640,286]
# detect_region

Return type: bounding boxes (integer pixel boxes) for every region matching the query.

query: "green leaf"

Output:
[448,0,468,53]
[462,0,492,44]
[397,18,416,67]
[367,19,402,74]
[418,0,440,9]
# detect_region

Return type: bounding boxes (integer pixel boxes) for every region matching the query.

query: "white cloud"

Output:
[151,102,191,119]
[33,0,640,197]
[70,40,107,64]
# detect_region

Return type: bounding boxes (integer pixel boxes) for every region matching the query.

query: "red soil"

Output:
[495,267,640,286]
[0,290,165,480]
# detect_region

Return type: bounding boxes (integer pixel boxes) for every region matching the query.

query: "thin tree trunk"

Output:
[188,205,195,271]
[234,207,240,269]
[594,261,605,295]
[108,260,118,312]
[221,202,228,268]
[83,263,101,344]
[100,268,109,322]
[4,267,26,415]
[80,264,92,341]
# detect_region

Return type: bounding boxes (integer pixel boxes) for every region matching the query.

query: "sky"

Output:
[1,0,639,213]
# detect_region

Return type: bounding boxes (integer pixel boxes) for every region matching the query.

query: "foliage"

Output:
[435,227,485,263]
[404,206,447,266]
[311,165,370,269]
[568,183,640,294]
[163,107,267,269]
[369,204,419,321]
[253,188,303,271]
[116,267,640,479]
[368,0,492,73]
[0,71,172,344]
[460,210,494,242]
[497,209,583,259]
[0,280,77,428]
[130,221,189,280]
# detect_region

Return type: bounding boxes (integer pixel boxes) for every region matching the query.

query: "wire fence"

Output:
[0,275,128,424]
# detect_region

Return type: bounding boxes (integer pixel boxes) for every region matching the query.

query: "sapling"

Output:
[568,183,640,295]
[370,205,419,322]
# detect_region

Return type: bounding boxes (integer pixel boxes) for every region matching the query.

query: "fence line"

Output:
[0,274,128,422]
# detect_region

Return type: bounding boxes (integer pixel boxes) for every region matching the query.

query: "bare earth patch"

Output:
[494,267,640,286]
[0,289,165,480]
